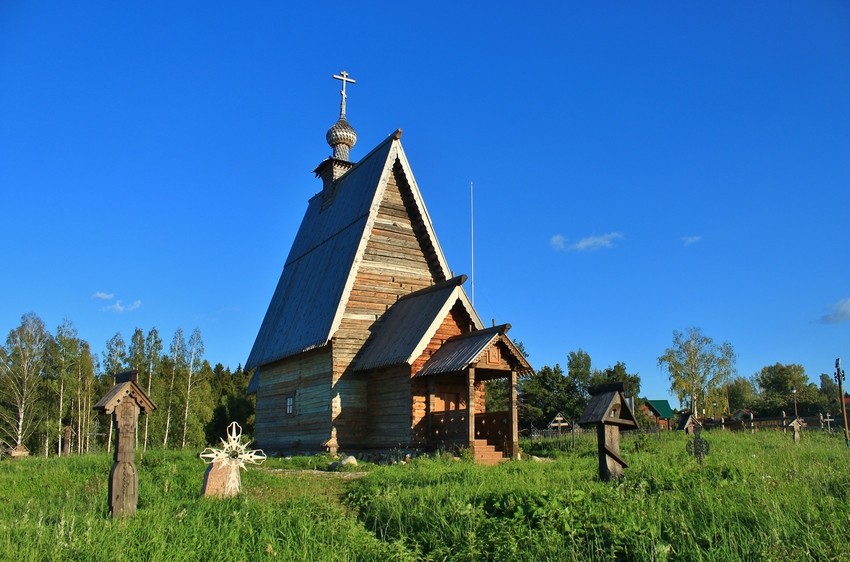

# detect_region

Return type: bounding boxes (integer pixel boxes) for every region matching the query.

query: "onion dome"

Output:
[327,117,357,161]
[326,70,357,161]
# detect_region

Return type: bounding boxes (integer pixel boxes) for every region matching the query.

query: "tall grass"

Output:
[1,431,848,561]
[0,451,400,561]
[347,431,850,561]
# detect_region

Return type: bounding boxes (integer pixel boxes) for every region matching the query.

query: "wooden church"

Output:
[246,72,532,463]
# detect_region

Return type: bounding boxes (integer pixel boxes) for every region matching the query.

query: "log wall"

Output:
[254,348,332,451]
[365,365,413,447]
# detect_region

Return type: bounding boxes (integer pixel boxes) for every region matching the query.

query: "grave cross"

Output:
[93,370,156,518]
[200,422,266,497]
[686,425,711,464]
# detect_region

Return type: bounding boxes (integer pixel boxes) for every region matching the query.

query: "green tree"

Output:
[102,332,127,379]
[0,313,52,451]
[588,361,641,398]
[657,327,735,416]
[518,364,569,430]
[207,363,255,442]
[142,327,163,451]
[180,328,206,448]
[753,363,824,417]
[819,373,841,416]
[75,341,97,453]
[725,376,757,413]
[49,319,86,456]
[518,349,593,429]
[162,328,189,448]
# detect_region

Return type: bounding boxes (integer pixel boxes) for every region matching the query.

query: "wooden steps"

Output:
[473,439,506,465]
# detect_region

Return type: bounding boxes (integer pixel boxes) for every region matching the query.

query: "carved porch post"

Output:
[508,369,519,459]
[467,367,476,458]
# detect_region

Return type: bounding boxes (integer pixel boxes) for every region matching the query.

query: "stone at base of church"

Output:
[202,460,242,498]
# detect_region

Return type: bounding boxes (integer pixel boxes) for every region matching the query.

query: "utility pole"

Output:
[836,358,850,448]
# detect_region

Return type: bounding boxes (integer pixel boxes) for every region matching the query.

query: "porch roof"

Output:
[415,324,532,377]
[352,275,478,371]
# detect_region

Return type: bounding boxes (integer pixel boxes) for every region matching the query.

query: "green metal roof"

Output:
[645,399,675,419]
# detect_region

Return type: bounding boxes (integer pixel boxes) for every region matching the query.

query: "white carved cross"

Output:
[200,421,266,470]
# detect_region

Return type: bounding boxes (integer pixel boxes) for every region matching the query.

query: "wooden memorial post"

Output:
[678,413,702,436]
[789,417,805,443]
[578,382,637,481]
[94,370,156,518]
[62,425,75,456]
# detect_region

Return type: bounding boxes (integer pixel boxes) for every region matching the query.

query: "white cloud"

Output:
[550,232,624,252]
[92,291,114,300]
[681,236,702,246]
[572,232,624,252]
[103,299,142,313]
[550,234,566,251]
[821,298,850,324]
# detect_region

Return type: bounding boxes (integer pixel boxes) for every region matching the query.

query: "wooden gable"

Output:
[334,160,447,378]
[411,302,473,374]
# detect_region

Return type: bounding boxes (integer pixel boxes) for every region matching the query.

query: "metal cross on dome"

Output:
[200,421,266,470]
[333,70,356,118]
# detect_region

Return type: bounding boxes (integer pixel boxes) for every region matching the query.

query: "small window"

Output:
[285,395,294,415]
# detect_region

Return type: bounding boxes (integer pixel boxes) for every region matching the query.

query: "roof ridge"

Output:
[398,274,467,302]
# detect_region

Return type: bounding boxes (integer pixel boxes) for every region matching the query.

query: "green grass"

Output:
[1,431,848,561]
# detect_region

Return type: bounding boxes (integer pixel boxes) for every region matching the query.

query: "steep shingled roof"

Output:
[246,131,453,389]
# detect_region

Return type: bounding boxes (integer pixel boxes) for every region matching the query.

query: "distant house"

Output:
[641,399,675,430]
[246,77,532,463]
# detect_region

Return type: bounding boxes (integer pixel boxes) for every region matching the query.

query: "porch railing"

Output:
[429,410,469,448]
[474,411,510,451]
[428,410,512,452]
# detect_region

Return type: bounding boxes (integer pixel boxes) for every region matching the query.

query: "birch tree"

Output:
[162,328,187,448]
[0,313,52,451]
[657,327,736,416]
[181,328,204,448]
[143,327,162,451]
[77,342,97,453]
[52,319,82,456]
[101,332,127,451]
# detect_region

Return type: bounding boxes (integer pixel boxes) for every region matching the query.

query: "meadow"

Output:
[0,430,848,561]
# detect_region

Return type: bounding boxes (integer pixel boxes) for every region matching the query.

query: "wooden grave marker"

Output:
[94,370,156,518]
[578,382,637,481]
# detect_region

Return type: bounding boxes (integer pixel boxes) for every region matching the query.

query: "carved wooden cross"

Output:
[94,370,156,518]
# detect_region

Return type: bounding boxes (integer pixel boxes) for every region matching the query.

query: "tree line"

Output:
[0,312,252,456]
[512,326,847,430]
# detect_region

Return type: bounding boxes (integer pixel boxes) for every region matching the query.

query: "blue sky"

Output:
[2,2,849,407]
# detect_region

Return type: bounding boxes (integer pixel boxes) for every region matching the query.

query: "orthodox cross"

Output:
[333,70,356,118]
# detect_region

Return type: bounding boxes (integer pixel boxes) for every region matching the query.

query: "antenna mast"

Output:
[470,181,475,304]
